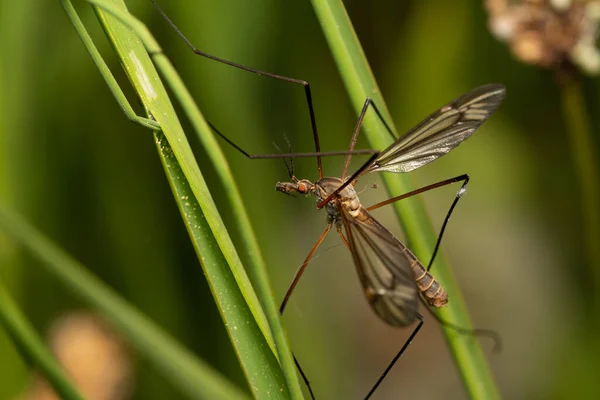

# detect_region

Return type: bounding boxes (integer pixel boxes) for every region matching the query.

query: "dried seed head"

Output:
[486,0,600,74]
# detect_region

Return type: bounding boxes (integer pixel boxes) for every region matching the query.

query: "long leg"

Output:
[367,174,470,272]
[336,225,350,249]
[367,174,503,367]
[291,225,358,400]
[363,314,424,400]
[151,1,328,177]
[285,224,342,400]
[207,121,377,160]
[280,224,332,315]
[419,296,502,352]
[342,98,396,179]
[293,354,316,400]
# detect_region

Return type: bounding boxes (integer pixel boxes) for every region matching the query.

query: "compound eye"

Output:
[297,182,307,193]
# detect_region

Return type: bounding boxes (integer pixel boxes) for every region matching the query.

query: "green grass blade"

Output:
[60,0,160,131]
[153,130,287,399]
[63,0,293,397]
[94,3,303,397]
[0,283,85,400]
[147,44,304,400]
[0,202,250,400]
[86,0,275,349]
[309,0,500,398]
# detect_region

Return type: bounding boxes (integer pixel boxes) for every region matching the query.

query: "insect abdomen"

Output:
[413,266,448,307]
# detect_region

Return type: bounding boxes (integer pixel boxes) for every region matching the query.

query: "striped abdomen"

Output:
[412,262,448,307]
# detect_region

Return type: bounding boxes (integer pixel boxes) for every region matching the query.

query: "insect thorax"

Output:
[315,177,362,225]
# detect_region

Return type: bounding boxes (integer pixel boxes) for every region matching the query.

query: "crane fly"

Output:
[149,1,505,398]
[276,84,505,326]
[273,85,504,399]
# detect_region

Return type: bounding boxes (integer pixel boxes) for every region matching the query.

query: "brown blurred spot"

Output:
[17,312,133,400]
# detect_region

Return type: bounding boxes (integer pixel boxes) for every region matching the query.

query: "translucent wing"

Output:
[341,206,419,327]
[366,84,506,174]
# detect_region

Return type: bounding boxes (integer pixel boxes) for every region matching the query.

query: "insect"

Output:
[274,85,505,399]
[149,1,505,398]
[276,84,506,322]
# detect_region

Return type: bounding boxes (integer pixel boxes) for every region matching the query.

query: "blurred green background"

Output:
[1,0,599,399]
